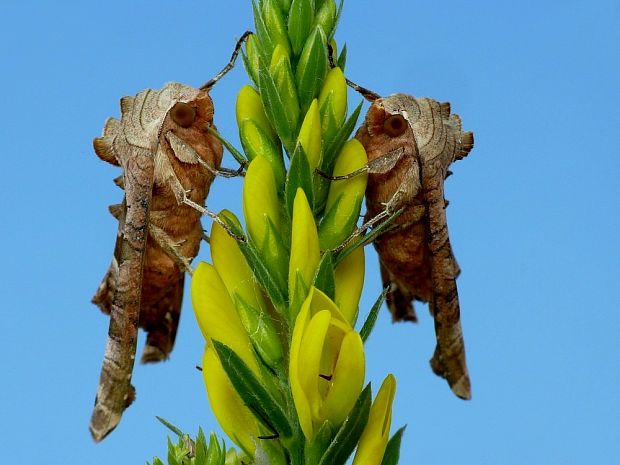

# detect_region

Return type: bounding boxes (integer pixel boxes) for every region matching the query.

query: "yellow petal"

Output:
[352,374,397,465]
[298,310,331,421]
[288,188,320,318]
[202,346,260,455]
[334,245,365,325]
[297,99,322,171]
[191,262,259,375]
[321,331,365,426]
[289,289,316,439]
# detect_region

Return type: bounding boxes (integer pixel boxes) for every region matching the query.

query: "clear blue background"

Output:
[1,1,618,464]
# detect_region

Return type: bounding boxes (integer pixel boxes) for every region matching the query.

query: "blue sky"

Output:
[1,1,619,464]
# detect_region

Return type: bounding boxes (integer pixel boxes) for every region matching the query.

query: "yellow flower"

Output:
[202,345,260,455]
[288,188,320,320]
[334,245,365,325]
[352,374,397,465]
[296,99,322,171]
[191,262,259,376]
[289,287,365,440]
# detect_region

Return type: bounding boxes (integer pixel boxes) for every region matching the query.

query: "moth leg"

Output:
[167,172,247,243]
[148,223,193,276]
[196,157,246,179]
[327,42,380,102]
[206,126,248,172]
[201,31,253,90]
[328,207,394,254]
[315,148,405,181]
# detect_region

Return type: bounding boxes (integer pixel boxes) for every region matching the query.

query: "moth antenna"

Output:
[201,31,253,90]
[327,41,380,102]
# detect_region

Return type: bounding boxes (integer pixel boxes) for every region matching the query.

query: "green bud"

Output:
[318,139,368,249]
[319,66,348,143]
[270,45,301,139]
[314,0,337,37]
[275,0,291,13]
[240,120,285,190]
[288,0,315,56]
[296,26,329,113]
[236,84,279,144]
[262,0,291,55]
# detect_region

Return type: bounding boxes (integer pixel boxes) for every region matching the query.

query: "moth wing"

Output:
[422,162,471,400]
[90,139,155,441]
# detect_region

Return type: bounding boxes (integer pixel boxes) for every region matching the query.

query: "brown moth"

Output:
[90,82,223,441]
[356,93,474,400]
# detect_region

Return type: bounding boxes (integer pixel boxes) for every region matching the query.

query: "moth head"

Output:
[170,101,197,128]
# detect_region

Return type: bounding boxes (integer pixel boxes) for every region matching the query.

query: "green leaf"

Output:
[322,100,362,173]
[152,458,165,465]
[285,143,314,218]
[156,416,185,438]
[221,215,287,310]
[295,26,329,114]
[288,0,315,56]
[330,0,345,40]
[380,426,407,465]
[258,58,295,153]
[213,341,293,439]
[318,384,372,465]
[360,287,389,343]
[167,438,181,465]
[313,251,336,300]
[195,427,207,465]
[337,42,347,69]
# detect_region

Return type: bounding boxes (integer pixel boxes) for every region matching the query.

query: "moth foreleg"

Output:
[315,148,405,181]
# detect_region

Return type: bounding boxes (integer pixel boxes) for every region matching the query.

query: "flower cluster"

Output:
[187,1,403,464]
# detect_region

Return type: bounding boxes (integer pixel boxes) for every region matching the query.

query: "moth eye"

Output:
[383,114,408,137]
[170,102,196,128]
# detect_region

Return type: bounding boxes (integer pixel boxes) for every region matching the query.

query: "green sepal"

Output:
[288,0,315,56]
[318,383,372,465]
[304,421,333,465]
[167,437,182,465]
[260,216,290,300]
[318,91,340,146]
[151,458,165,465]
[330,0,345,40]
[221,215,287,311]
[318,191,363,250]
[212,341,294,439]
[270,52,301,149]
[380,426,407,465]
[242,45,259,88]
[314,0,337,39]
[337,42,347,69]
[288,270,310,324]
[285,143,314,218]
[359,287,389,343]
[258,57,296,154]
[295,26,329,114]
[313,251,336,300]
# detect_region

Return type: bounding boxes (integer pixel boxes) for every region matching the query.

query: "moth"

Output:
[90,82,223,441]
[356,93,474,400]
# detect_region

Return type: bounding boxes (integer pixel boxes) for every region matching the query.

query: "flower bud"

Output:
[270,45,301,139]
[262,0,291,54]
[288,188,320,320]
[296,99,322,172]
[211,211,284,368]
[288,0,315,56]
[352,374,397,465]
[334,245,365,325]
[318,67,347,142]
[239,119,285,189]
[236,84,278,145]
[244,34,260,87]
[314,0,337,38]
[318,139,368,249]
